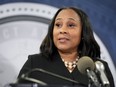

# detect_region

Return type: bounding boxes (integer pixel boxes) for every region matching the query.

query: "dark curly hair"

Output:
[40,7,100,60]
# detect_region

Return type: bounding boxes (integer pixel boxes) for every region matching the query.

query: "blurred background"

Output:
[0,0,116,87]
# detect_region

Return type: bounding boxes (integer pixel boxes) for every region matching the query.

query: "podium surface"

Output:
[5,83,88,87]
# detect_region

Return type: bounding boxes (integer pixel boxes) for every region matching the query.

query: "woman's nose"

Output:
[60,26,68,34]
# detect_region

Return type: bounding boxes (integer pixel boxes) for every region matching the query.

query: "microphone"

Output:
[77,56,101,87]
[95,61,110,87]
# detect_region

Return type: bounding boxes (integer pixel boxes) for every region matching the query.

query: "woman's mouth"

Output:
[58,38,69,43]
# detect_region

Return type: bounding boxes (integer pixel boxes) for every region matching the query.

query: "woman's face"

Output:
[53,9,82,53]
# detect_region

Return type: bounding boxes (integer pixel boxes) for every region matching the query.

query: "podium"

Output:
[5,83,88,87]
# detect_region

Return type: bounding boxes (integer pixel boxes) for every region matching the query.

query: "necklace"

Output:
[62,57,79,73]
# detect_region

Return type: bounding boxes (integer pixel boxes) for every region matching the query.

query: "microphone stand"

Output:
[86,69,101,87]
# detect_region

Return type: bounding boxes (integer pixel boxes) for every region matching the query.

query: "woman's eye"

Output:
[55,23,62,28]
[68,24,76,28]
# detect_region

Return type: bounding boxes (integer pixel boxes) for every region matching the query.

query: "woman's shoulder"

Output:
[95,58,108,65]
[26,53,50,67]
[28,53,47,58]
[28,53,48,61]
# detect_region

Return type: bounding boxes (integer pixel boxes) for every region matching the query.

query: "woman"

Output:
[18,7,114,87]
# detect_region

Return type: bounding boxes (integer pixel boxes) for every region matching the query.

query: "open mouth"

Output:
[58,38,69,42]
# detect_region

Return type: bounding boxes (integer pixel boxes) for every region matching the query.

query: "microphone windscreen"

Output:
[77,56,95,74]
[95,61,105,70]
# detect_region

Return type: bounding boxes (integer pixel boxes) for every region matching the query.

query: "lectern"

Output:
[5,83,88,87]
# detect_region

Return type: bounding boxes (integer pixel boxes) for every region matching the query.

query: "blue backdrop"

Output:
[0,0,116,66]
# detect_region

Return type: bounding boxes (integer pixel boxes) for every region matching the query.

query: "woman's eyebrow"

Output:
[55,18,62,21]
[55,18,80,22]
[68,18,80,22]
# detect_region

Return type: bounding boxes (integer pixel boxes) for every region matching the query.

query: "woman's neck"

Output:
[58,50,79,62]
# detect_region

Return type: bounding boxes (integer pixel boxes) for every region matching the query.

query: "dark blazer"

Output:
[18,52,114,87]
